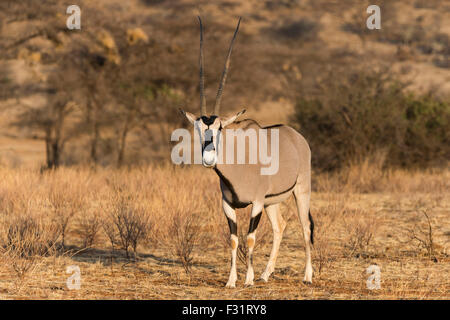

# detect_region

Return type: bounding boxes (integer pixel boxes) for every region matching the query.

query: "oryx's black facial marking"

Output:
[248,212,262,234]
[198,116,221,152]
[199,115,218,126]
[227,217,237,236]
[203,129,215,151]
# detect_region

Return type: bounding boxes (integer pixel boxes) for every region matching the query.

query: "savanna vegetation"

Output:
[0,165,448,299]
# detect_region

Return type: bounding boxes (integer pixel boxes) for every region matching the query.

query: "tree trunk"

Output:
[117,122,128,167]
[52,141,60,168]
[90,121,100,164]
[45,127,53,169]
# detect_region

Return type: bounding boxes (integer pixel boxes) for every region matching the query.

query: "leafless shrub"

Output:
[342,210,380,258]
[313,210,339,274]
[405,210,438,262]
[103,217,118,252]
[6,218,53,257]
[314,232,333,274]
[169,211,204,274]
[1,215,58,291]
[49,185,84,248]
[103,193,151,259]
[74,211,101,249]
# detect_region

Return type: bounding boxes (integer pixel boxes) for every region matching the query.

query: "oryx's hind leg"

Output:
[260,203,286,282]
[293,185,314,283]
[222,199,238,288]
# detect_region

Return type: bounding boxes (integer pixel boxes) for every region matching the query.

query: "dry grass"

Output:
[0,163,448,299]
[314,154,450,194]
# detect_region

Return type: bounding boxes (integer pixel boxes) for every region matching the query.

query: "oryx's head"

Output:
[180,17,246,168]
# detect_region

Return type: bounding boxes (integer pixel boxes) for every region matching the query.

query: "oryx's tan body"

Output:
[216,119,311,208]
[214,118,314,287]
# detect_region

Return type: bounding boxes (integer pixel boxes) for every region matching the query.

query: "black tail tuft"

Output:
[308,210,315,245]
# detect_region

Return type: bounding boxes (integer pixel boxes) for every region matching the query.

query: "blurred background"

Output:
[0,0,448,171]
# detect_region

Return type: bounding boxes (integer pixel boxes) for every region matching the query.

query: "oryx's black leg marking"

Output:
[227,217,237,236]
[248,212,262,234]
[308,210,315,245]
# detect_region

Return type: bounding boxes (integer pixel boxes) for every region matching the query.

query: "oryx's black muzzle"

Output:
[202,129,216,167]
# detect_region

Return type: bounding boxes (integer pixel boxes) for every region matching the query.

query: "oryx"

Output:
[180,17,314,287]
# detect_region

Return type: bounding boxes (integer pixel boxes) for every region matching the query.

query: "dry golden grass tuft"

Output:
[0,163,448,299]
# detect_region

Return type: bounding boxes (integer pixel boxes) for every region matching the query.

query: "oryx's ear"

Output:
[221,109,246,128]
[179,109,197,125]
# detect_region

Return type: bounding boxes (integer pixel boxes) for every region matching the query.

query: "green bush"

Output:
[291,70,450,171]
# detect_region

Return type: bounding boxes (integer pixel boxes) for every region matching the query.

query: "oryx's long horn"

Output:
[198,16,207,116]
[214,17,241,116]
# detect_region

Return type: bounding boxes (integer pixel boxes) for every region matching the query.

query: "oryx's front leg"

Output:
[223,199,238,288]
[261,203,286,282]
[245,201,264,286]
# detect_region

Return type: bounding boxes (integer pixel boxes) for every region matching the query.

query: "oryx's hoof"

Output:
[255,277,266,284]
[260,272,271,283]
